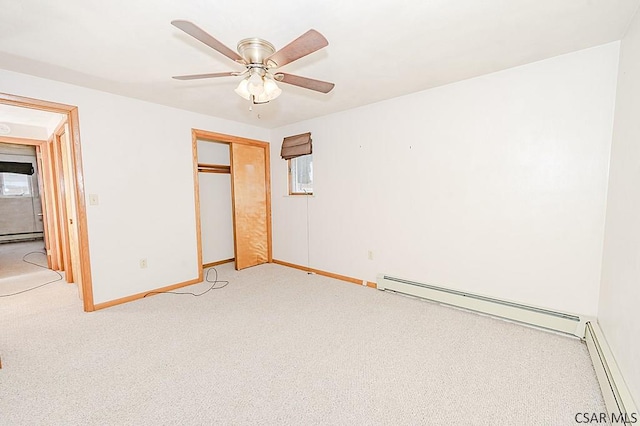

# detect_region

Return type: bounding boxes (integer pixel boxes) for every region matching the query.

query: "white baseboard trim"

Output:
[584,322,638,425]
[377,274,589,337]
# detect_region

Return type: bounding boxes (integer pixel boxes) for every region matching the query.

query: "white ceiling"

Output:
[0,104,65,136]
[0,0,638,128]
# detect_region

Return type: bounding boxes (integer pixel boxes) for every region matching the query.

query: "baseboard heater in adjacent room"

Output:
[376,274,589,338]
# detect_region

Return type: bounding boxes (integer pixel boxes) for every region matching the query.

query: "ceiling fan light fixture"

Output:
[263,77,282,100]
[253,92,271,104]
[247,70,265,96]
[234,78,251,100]
[251,75,282,104]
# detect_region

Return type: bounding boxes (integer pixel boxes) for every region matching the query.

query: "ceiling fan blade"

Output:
[266,30,328,68]
[275,73,335,94]
[172,72,237,80]
[171,20,244,63]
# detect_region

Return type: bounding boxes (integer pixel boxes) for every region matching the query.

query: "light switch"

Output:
[88,194,99,206]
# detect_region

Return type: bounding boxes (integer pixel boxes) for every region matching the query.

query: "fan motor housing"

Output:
[237,38,275,65]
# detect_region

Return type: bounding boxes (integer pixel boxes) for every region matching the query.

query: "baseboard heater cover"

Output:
[0,232,44,243]
[376,274,589,338]
[584,322,638,425]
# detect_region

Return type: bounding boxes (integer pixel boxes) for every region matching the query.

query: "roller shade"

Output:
[0,161,34,175]
[281,132,312,160]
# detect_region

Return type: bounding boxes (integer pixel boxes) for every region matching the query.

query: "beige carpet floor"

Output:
[0,262,605,425]
[0,240,47,280]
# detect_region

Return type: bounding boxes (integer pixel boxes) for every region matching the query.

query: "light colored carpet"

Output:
[0,240,47,280]
[1,263,605,425]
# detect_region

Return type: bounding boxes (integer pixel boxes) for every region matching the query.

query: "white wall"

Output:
[270,42,620,317]
[197,140,234,264]
[599,9,640,407]
[0,69,268,305]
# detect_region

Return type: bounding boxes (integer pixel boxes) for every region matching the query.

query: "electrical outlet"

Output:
[140,258,147,269]
[367,250,373,260]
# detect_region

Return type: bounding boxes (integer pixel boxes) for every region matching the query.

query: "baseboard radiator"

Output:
[376,274,589,338]
[584,322,638,425]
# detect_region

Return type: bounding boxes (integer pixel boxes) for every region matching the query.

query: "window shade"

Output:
[0,161,34,175]
[281,132,312,160]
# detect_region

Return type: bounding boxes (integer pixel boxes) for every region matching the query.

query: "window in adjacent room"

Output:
[288,154,313,195]
[0,172,32,196]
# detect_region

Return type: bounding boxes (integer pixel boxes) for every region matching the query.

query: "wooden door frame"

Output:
[191,129,272,278]
[1,134,70,279]
[41,135,63,271]
[52,123,73,282]
[33,143,53,269]
[0,92,95,312]
[0,135,48,253]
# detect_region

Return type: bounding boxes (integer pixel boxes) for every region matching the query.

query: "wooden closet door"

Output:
[230,143,269,270]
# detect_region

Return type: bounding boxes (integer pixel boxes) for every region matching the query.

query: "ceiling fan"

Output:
[171,20,335,104]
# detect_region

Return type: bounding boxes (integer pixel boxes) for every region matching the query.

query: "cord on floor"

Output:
[0,251,64,297]
[143,267,229,298]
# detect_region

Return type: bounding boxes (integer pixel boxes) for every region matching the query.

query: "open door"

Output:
[59,124,83,299]
[52,126,73,282]
[0,93,95,311]
[230,143,270,270]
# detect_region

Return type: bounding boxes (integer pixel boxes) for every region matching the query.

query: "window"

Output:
[288,154,313,195]
[0,172,32,196]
